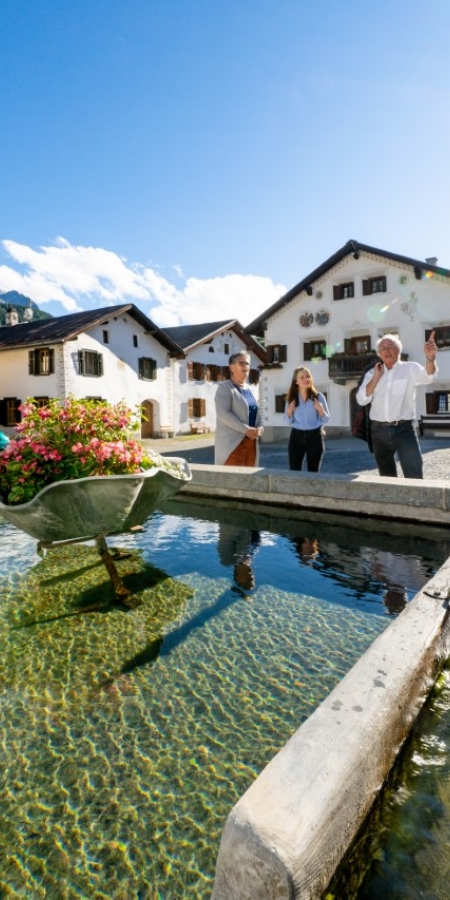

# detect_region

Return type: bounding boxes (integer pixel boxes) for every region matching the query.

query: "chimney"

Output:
[5,306,19,326]
[425,257,438,266]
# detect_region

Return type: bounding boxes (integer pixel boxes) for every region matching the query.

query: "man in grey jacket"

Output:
[214,351,263,466]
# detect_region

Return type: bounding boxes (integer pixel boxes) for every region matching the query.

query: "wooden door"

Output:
[141,401,154,438]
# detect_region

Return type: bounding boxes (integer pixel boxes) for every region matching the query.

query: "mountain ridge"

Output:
[0,290,53,325]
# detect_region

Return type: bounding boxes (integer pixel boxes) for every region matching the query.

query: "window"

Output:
[333,282,354,300]
[33,396,49,407]
[208,345,215,353]
[425,326,450,350]
[78,350,103,377]
[363,276,387,295]
[103,330,109,344]
[249,368,260,385]
[188,398,206,418]
[133,335,138,348]
[266,344,287,364]
[275,394,286,413]
[187,362,207,380]
[0,398,21,426]
[426,391,450,413]
[28,348,55,375]
[138,357,157,380]
[224,342,230,354]
[344,335,371,354]
[206,364,227,382]
[304,340,327,361]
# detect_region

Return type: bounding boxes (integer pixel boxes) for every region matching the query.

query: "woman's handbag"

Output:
[352,404,373,453]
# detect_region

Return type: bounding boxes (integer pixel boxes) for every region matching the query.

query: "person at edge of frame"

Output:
[214,350,263,467]
[284,366,330,472]
[0,431,9,452]
[355,331,438,478]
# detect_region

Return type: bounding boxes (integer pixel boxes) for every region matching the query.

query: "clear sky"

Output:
[1,0,449,327]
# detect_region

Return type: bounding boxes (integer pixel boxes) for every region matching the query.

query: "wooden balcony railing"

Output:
[328,352,378,383]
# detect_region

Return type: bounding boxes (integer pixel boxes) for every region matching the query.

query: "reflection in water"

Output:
[291,536,319,565]
[217,523,261,591]
[287,530,439,615]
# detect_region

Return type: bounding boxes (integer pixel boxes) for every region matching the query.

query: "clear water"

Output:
[0,500,448,899]
[328,666,450,900]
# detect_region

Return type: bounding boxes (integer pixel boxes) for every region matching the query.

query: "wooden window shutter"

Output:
[0,399,6,426]
[138,358,143,378]
[267,346,274,363]
[98,354,103,376]
[333,285,340,300]
[28,350,35,375]
[151,359,157,380]
[187,362,194,380]
[14,399,22,422]
[188,398,194,417]
[78,351,85,375]
[249,368,259,384]
[426,393,437,413]
[380,276,387,292]
[344,339,352,353]
[279,345,287,363]
[303,343,312,361]
[49,349,55,374]
[200,399,206,416]
[362,280,371,296]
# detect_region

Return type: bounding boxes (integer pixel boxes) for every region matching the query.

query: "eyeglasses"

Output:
[232,361,250,366]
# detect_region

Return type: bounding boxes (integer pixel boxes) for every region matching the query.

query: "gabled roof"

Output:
[163,319,267,363]
[245,239,450,336]
[0,303,183,354]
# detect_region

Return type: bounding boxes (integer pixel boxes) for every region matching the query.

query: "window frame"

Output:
[78,350,104,377]
[0,397,22,426]
[28,347,55,376]
[333,282,354,300]
[344,335,371,354]
[304,339,327,361]
[138,357,157,380]
[266,344,287,364]
[188,398,206,418]
[425,326,450,350]
[363,276,387,295]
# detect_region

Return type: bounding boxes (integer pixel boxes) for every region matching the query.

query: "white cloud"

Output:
[0,238,285,327]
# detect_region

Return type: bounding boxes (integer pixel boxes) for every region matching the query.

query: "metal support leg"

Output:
[95,535,132,602]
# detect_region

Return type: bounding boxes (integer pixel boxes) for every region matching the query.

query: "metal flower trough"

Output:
[0,458,191,603]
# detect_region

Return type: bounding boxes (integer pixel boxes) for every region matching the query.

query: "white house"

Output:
[246,240,450,440]
[0,305,267,438]
[164,320,267,434]
[0,304,182,438]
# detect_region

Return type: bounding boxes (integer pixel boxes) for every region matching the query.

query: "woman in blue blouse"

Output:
[284,367,330,472]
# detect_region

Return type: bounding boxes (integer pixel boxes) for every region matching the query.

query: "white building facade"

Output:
[0,306,267,439]
[246,240,450,440]
[165,320,266,435]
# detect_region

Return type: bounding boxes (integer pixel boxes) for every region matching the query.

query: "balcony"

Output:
[328,352,378,384]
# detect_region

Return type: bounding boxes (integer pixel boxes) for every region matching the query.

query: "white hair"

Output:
[376,333,403,354]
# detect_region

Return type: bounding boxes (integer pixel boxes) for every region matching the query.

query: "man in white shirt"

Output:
[356,331,438,478]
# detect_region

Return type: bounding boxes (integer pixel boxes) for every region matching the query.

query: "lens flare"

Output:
[367,304,386,323]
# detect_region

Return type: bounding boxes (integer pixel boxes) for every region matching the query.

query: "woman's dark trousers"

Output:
[288,427,324,473]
